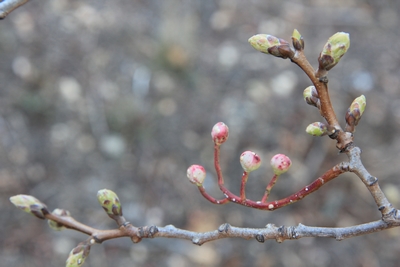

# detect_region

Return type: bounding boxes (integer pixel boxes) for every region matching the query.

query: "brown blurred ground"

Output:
[1,0,400,266]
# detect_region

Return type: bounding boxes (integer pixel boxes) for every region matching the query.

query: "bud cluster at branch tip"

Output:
[211,122,229,145]
[248,34,294,59]
[303,86,320,108]
[187,165,206,186]
[240,151,261,172]
[48,208,71,231]
[318,32,350,71]
[66,242,91,267]
[346,95,366,130]
[292,29,304,51]
[9,194,49,219]
[305,122,335,137]
[97,189,123,217]
[270,154,291,175]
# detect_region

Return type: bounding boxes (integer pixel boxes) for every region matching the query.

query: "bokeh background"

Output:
[2,0,400,266]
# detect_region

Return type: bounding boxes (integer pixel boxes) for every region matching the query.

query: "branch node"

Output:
[192,237,202,245]
[318,76,329,83]
[366,176,378,186]
[255,234,265,243]
[218,223,231,233]
[149,226,159,237]
[276,226,286,243]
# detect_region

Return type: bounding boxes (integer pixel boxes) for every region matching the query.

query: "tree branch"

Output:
[42,211,400,246]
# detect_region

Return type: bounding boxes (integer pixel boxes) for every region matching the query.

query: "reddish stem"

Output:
[240,172,249,201]
[214,144,243,202]
[261,174,279,203]
[197,186,229,205]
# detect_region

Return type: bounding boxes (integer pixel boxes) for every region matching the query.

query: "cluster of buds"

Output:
[187,122,292,208]
[345,95,366,133]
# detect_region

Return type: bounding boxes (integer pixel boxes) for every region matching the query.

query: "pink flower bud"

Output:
[270,154,291,175]
[187,165,206,185]
[240,151,261,172]
[211,122,229,145]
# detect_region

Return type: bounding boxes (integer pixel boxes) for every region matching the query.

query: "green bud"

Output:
[66,242,91,267]
[291,29,304,51]
[97,189,123,216]
[346,95,366,129]
[48,209,71,231]
[306,122,330,136]
[9,194,49,219]
[248,34,294,59]
[303,86,319,108]
[318,32,350,71]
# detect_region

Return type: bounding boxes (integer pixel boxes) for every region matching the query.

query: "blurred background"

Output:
[1,0,400,266]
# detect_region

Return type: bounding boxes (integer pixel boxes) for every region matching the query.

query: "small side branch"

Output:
[0,0,29,19]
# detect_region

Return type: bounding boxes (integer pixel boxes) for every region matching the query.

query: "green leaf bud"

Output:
[346,95,366,130]
[303,86,319,108]
[318,32,350,71]
[9,194,49,219]
[65,242,91,267]
[306,122,330,136]
[291,29,304,51]
[248,34,294,59]
[48,209,71,231]
[97,189,123,217]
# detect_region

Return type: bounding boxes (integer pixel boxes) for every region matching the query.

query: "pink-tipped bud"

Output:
[270,154,291,175]
[187,165,206,186]
[240,151,261,172]
[211,122,229,145]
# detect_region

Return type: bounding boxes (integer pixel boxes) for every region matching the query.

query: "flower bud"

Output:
[211,122,229,145]
[97,189,123,217]
[318,32,350,71]
[303,86,319,108]
[248,34,294,59]
[9,194,49,219]
[346,95,366,129]
[66,242,91,267]
[270,154,291,175]
[187,165,206,186]
[291,29,304,51]
[48,209,71,231]
[240,151,261,172]
[305,122,329,136]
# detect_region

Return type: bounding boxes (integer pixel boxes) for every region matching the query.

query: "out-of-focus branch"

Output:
[0,0,29,19]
